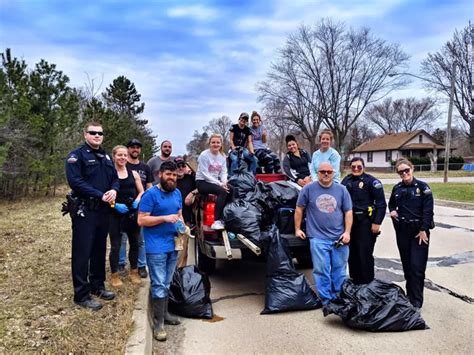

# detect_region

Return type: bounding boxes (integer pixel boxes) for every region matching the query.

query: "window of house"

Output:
[386,150,392,162]
[419,135,423,143]
[367,151,373,163]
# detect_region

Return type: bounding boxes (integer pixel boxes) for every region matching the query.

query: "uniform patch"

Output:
[423,188,432,195]
[373,179,382,189]
[106,154,111,160]
[67,154,78,163]
[358,181,364,189]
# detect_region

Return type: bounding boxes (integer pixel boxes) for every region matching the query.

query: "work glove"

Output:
[115,203,129,214]
[132,200,139,209]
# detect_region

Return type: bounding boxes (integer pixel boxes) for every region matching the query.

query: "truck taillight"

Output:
[203,195,216,226]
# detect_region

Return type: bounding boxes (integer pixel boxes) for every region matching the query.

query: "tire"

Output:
[196,240,216,275]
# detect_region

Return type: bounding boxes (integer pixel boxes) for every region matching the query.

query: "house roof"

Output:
[402,143,445,150]
[352,130,444,153]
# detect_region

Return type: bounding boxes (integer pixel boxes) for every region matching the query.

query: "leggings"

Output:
[196,180,229,220]
[109,211,139,273]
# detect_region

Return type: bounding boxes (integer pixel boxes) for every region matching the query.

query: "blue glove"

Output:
[115,203,129,214]
[132,200,139,209]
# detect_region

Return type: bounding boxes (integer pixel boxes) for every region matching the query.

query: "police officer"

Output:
[341,157,386,284]
[389,158,434,310]
[65,122,119,311]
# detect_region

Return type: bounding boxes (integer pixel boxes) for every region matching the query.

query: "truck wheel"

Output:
[196,242,216,275]
[295,256,313,269]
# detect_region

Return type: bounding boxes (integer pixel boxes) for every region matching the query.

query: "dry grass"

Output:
[0,196,140,353]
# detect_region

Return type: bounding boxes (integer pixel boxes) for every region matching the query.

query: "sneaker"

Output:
[138,266,148,279]
[211,220,225,230]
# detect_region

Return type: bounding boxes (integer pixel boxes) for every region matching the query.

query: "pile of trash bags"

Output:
[261,226,321,314]
[323,279,429,331]
[223,167,300,240]
[168,265,213,319]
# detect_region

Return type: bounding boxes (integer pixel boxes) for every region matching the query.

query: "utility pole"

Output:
[443,62,456,183]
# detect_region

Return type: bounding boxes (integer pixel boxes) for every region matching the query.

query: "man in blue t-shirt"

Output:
[295,162,353,304]
[138,161,182,342]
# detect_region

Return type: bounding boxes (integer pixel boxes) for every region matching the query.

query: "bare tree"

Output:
[365,97,440,134]
[258,53,325,153]
[421,22,474,153]
[203,115,232,152]
[260,20,409,158]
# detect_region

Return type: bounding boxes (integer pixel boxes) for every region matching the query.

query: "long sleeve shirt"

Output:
[195,149,228,185]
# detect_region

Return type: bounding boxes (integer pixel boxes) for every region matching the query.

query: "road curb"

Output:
[125,279,153,355]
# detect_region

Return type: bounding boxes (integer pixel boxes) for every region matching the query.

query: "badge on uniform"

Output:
[415,187,421,196]
[358,181,364,189]
[106,154,111,160]
[67,154,78,163]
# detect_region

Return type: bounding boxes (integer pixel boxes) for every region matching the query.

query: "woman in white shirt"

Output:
[196,133,229,230]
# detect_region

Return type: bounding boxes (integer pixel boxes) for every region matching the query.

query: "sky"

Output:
[0,0,472,155]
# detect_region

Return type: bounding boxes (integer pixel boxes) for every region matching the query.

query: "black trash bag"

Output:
[251,182,280,228]
[276,208,295,234]
[261,226,321,314]
[228,166,256,200]
[267,181,300,208]
[168,265,213,319]
[323,279,429,331]
[222,200,262,240]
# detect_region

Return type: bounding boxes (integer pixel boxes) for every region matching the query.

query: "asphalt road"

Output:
[154,204,474,354]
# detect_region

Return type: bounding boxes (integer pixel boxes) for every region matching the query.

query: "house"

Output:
[350,130,445,168]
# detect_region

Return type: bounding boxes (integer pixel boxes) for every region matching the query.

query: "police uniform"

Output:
[65,143,119,303]
[341,173,386,284]
[388,177,434,308]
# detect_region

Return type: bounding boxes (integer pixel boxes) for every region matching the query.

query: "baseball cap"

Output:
[174,156,186,165]
[126,138,142,147]
[239,112,249,121]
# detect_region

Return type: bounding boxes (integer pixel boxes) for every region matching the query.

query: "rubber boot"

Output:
[129,269,142,285]
[152,298,167,341]
[164,296,181,325]
[110,272,123,288]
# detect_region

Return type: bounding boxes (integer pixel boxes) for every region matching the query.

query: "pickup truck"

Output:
[193,173,312,274]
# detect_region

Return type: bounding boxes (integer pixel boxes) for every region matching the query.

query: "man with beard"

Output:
[118,139,153,278]
[138,161,182,342]
[147,140,174,183]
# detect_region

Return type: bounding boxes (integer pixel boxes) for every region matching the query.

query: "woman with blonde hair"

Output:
[310,129,341,183]
[195,134,229,230]
[389,158,434,310]
[109,145,144,287]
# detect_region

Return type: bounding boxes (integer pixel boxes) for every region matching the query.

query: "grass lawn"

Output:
[0,197,140,353]
[383,183,474,203]
[354,170,474,179]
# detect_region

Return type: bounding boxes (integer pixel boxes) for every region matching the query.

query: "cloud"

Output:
[167,5,219,21]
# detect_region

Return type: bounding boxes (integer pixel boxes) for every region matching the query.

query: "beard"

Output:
[160,177,176,192]
[162,151,171,158]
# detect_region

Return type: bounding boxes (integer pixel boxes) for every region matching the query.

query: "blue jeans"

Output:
[309,237,349,304]
[229,148,258,175]
[147,252,178,299]
[119,229,146,268]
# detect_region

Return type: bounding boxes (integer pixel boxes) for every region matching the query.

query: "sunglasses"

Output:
[177,163,186,168]
[351,165,363,171]
[88,131,104,136]
[397,168,411,176]
[318,170,334,175]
